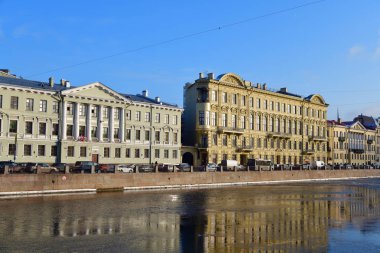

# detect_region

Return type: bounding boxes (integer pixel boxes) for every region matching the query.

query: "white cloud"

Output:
[348,45,365,57]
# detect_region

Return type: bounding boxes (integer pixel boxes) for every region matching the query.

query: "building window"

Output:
[174,133,178,143]
[165,132,169,143]
[144,149,149,158]
[135,129,141,141]
[25,121,33,134]
[39,100,47,112]
[104,147,110,158]
[39,122,46,135]
[135,149,140,158]
[155,131,160,142]
[241,116,246,129]
[256,115,261,131]
[222,135,227,146]
[91,105,98,118]
[211,112,216,126]
[249,115,253,130]
[257,98,261,109]
[51,146,57,156]
[173,150,178,159]
[114,108,120,120]
[222,92,227,103]
[155,149,160,158]
[24,145,32,156]
[67,146,74,157]
[115,148,121,158]
[9,120,17,133]
[164,150,169,159]
[172,115,178,125]
[38,145,45,156]
[91,126,97,138]
[125,110,131,120]
[79,104,86,116]
[126,148,131,158]
[135,111,141,121]
[199,111,205,125]
[103,127,109,139]
[53,101,59,113]
[52,123,59,136]
[222,113,227,127]
[80,147,87,157]
[155,113,160,123]
[231,115,236,128]
[145,130,150,141]
[8,144,16,156]
[205,111,210,126]
[249,97,254,107]
[67,125,73,137]
[126,129,131,141]
[145,112,150,122]
[232,94,237,104]
[103,107,109,119]
[10,96,18,109]
[114,128,119,139]
[0,95,2,108]
[79,126,86,137]
[164,114,169,124]
[241,96,246,106]
[26,98,34,111]
[67,103,73,115]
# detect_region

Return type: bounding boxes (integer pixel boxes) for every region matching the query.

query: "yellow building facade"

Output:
[183,72,328,166]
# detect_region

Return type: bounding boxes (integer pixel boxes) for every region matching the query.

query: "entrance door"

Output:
[92,154,99,163]
[240,155,247,166]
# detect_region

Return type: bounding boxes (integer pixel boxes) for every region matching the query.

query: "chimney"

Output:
[207,73,214,79]
[199,73,204,79]
[263,83,267,90]
[65,81,71,88]
[256,83,261,89]
[60,79,66,86]
[142,90,149,97]
[49,77,54,87]
[0,69,10,74]
[155,97,161,103]
[280,87,288,93]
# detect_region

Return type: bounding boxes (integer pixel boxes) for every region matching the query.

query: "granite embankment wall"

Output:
[1,170,380,195]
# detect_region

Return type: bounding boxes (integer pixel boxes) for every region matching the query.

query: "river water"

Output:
[1,179,380,253]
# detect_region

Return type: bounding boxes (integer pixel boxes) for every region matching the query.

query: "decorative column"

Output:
[98,105,103,141]
[119,107,125,142]
[74,102,80,139]
[86,104,92,141]
[109,107,114,142]
[62,101,67,140]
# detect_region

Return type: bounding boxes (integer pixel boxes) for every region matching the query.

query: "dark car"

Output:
[72,161,99,173]
[52,163,69,173]
[10,163,29,173]
[138,165,154,173]
[176,163,191,172]
[97,164,115,173]
[0,161,17,173]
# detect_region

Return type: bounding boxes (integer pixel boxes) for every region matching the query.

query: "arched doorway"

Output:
[182,152,194,165]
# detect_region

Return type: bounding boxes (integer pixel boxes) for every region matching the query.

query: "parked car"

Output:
[176,163,191,172]
[220,160,240,171]
[0,161,17,173]
[302,164,310,170]
[138,165,154,173]
[325,164,333,170]
[334,164,343,170]
[118,164,135,173]
[343,164,352,170]
[10,163,28,173]
[72,161,99,173]
[97,164,115,173]
[205,163,217,172]
[158,164,178,172]
[52,163,68,173]
[27,163,59,174]
[311,161,325,170]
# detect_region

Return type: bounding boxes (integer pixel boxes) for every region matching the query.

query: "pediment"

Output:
[62,82,131,103]
[350,121,366,130]
[218,73,246,87]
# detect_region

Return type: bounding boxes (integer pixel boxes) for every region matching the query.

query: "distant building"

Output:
[0,72,182,165]
[182,72,328,166]
[327,115,379,165]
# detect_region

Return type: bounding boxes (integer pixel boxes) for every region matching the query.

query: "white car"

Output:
[118,164,135,173]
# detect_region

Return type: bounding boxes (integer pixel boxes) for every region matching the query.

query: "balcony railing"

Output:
[236,145,254,152]
[302,149,315,155]
[367,139,374,144]
[308,135,326,141]
[338,136,346,142]
[349,148,364,154]
[217,126,244,134]
[267,131,292,139]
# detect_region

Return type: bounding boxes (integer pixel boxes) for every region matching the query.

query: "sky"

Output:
[1,0,380,120]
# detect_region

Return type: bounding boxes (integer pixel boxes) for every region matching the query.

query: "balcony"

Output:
[367,139,374,144]
[349,148,364,154]
[236,145,254,152]
[196,143,208,149]
[308,135,327,141]
[338,136,346,142]
[217,126,244,134]
[267,131,291,139]
[302,149,315,155]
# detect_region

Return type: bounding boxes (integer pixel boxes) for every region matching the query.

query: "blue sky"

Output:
[1,0,380,120]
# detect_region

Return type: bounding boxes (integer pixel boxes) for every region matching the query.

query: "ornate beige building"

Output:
[0,71,182,165]
[182,72,328,166]
[327,115,378,165]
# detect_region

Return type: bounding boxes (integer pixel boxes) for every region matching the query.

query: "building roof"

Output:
[123,94,180,108]
[0,75,71,92]
[353,114,378,130]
